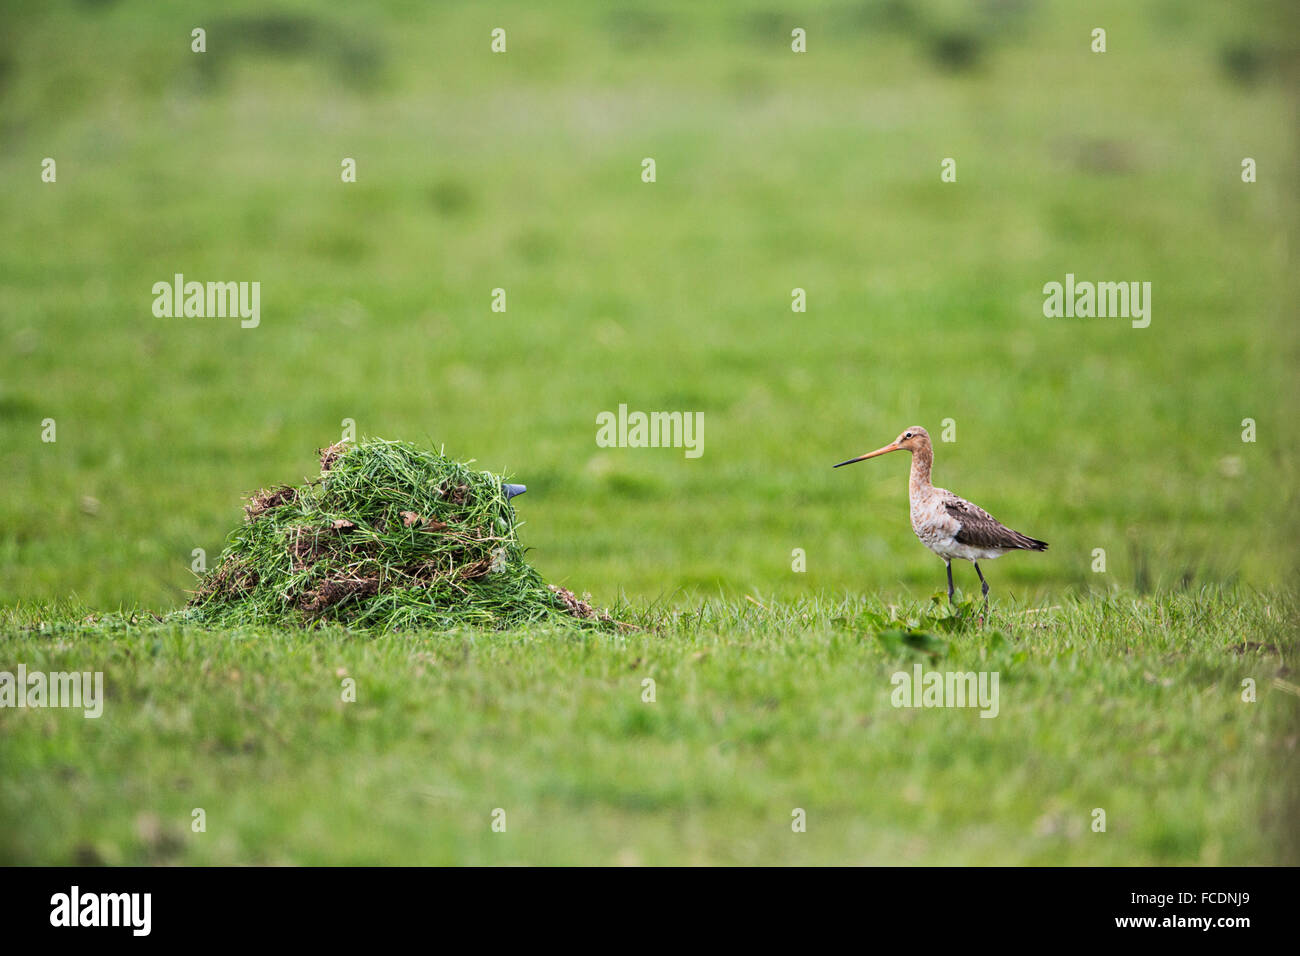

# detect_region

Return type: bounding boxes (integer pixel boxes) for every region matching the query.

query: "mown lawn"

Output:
[1,592,1295,865]
[1,1,1296,607]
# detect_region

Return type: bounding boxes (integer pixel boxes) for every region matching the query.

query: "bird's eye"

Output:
[904,432,912,439]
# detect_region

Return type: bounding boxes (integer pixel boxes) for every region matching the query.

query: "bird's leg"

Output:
[974,561,990,619]
[945,560,954,606]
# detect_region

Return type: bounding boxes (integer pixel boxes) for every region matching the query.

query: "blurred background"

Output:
[1,0,1296,611]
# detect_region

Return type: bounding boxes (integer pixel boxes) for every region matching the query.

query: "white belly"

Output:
[922,537,1008,562]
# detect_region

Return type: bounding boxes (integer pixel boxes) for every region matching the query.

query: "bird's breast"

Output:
[910,490,959,552]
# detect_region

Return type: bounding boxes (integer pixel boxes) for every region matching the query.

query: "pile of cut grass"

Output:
[184,439,610,631]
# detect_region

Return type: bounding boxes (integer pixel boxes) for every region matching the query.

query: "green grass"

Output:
[185,437,610,630]
[0,1,1297,864]
[1,0,1296,605]
[2,591,1295,865]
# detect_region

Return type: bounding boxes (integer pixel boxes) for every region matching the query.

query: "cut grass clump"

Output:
[185,438,612,631]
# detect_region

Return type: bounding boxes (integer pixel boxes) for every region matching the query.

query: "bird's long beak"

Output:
[833,442,901,468]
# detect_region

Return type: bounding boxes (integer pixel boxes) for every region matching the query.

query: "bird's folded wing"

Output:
[943,496,1037,550]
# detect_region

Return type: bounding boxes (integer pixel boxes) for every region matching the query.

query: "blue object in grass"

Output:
[503,483,526,500]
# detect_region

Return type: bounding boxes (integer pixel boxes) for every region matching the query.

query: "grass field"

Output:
[3,593,1296,865]
[1,1,1297,865]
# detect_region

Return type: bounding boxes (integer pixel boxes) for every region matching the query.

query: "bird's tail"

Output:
[1020,536,1048,552]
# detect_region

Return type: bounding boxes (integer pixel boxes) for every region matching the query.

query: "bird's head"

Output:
[833,426,929,468]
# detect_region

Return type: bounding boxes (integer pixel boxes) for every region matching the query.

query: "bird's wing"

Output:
[942,493,1047,551]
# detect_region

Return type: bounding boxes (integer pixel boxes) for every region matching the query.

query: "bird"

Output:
[834,426,1047,610]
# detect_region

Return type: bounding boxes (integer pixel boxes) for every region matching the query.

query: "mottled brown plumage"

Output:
[945,498,1047,552]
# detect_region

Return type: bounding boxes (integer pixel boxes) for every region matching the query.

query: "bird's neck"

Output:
[909,445,933,493]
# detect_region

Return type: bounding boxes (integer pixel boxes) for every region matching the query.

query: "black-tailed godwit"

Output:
[834,426,1047,608]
